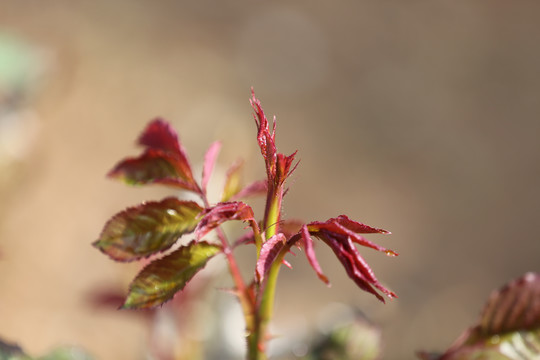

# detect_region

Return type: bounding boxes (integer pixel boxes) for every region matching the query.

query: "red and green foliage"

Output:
[93,90,397,359]
[418,272,540,360]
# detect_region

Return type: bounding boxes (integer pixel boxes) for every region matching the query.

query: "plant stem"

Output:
[247,185,284,360]
[200,195,257,354]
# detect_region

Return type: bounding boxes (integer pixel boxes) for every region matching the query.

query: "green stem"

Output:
[247,185,283,360]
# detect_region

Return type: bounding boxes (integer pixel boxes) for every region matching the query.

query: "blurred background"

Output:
[0,1,539,359]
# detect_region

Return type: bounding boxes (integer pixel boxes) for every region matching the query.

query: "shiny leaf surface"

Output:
[107,149,198,191]
[94,198,203,261]
[122,241,221,309]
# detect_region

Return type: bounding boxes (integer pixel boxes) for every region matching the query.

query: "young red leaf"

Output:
[195,201,255,239]
[138,119,195,181]
[109,118,199,192]
[250,90,277,179]
[307,216,397,256]
[256,233,286,281]
[107,149,199,191]
[300,225,329,285]
[250,90,297,188]
[122,241,221,309]
[93,198,203,262]
[322,234,394,302]
[202,141,221,195]
[302,216,396,302]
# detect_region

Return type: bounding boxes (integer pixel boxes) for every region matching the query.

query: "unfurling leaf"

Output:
[108,118,199,192]
[250,90,297,188]
[195,201,255,239]
[202,141,221,194]
[300,225,329,285]
[256,233,286,281]
[122,241,221,309]
[302,216,396,302]
[93,198,203,261]
[417,273,540,360]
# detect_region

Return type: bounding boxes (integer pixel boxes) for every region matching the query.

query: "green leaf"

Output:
[303,310,382,360]
[122,241,221,309]
[37,347,94,360]
[93,198,203,261]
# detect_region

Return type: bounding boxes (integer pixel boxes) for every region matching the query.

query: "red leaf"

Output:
[276,152,298,186]
[195,201,255,239]
[138,119,195,182]
[108,149,199,191]
[109,118,198,192]
[480,272,540,335]
[300,225,329,285]
[93,198,203,261]
[122,241,221,309]
[307,216,397,256]
[250,90,297,188]
[304,216,396,302]
[202,141,221,194]
[256,233,286,281]
[250,90,276,178]
[138,118,181,154]
[335,215,390,234]
[417,273,540,360]
[322,233,395,302]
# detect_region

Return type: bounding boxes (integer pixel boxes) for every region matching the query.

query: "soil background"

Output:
[1,2,539,359]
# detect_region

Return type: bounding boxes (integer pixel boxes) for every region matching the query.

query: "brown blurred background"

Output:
[0,1,539,359]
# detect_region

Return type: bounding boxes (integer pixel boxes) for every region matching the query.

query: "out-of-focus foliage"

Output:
[0,338,93,360]
[418,272,540,360]
[302,312,381,360]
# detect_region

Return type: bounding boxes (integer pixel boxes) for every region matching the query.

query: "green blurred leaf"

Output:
[0,339,93,360]
[37,347,94,360]
[123,241,221,309]
[303,311,381,360]
[94,198,203,261]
